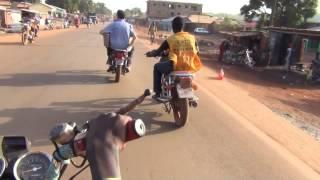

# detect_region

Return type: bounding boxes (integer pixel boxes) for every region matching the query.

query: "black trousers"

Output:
[153,60,173,94]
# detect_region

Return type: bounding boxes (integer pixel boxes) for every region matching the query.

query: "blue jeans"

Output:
[153,60,173,94]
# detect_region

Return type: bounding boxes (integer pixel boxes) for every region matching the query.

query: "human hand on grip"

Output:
[86,89,150,180]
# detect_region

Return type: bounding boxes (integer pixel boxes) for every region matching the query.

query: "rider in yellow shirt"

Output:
[146,16,202,99]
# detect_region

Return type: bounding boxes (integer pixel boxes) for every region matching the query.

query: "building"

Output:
[147,0,202,19]
[185,14,218,33]
[30,2,67,19]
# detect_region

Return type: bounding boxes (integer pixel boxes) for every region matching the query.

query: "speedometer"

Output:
[13,152,52,180]
[0,158,6,177]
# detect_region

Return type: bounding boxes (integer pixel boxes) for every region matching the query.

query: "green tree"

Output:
[131,7,143,17]
[64,0,79,13]
[240,0,318,27]
[124,9,132,17]
[95,2,112,15]
[217,17,241,31]
[46,0,64,9]
[47,0,111,14]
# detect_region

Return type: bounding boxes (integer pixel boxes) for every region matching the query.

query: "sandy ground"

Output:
[135,26,320,141]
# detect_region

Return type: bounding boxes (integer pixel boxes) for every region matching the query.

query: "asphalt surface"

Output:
[0,25,319,180]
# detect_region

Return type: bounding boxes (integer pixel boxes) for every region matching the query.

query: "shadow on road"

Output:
[0,70,116,86]
[0,98,175,147]
[0,42,22,46]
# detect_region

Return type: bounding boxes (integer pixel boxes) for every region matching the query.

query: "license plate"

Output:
[115,59,124,65]
[176,85,194,98]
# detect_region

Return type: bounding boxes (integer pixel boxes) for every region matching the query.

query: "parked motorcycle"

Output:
[241,49,256,68]
[21,21,35,46]
[146,50,199,127]
[0,89,151,179]
[223,48,256,68]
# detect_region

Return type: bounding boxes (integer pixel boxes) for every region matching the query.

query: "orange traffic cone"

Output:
[218,67,224,80]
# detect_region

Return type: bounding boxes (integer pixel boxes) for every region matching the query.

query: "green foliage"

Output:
[206,13,244,21]
[240,0,318,27]
[46,0,112,15]
[216,17,241,31]
[124,8,143,17]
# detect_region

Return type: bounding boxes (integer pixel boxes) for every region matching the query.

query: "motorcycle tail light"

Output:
[115,52,125,59]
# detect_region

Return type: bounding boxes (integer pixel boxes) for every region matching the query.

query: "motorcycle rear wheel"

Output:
[22,33,28,46]
[171,98,189,127]
[115,66,121,82]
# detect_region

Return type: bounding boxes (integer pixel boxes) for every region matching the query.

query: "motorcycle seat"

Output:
[169,71,194,77]
[113,49,128,53]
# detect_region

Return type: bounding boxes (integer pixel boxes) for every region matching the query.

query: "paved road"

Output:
[0,25,319,180]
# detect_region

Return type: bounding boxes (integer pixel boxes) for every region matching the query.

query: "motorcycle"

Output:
[241,49,256,68]
[146,50,199,127]
[21,21,36,46]
[223,48,256,69]
[109,47,132,83]
[0,89,151,180]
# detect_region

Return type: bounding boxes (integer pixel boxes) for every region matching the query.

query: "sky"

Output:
[97,0,320,15]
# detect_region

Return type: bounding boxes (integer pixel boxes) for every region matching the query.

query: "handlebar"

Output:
[48,89,152,179]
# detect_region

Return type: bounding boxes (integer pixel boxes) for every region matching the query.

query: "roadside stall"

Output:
[267,27,320,81]
[220,31,268,66]
[0,8,21,32]
[21,9,40,19]
[29,2,66,28]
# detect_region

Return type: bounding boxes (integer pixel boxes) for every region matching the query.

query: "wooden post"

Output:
[299,38,305,63]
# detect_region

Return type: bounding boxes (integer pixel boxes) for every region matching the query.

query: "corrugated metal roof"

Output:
[267,27,320,37]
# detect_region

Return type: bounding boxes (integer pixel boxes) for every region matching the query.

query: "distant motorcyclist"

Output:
[100,10,137,72]
[87,16,93,28]
[148,21,157,44]
[146,16,202,99]
[33,15,40,37]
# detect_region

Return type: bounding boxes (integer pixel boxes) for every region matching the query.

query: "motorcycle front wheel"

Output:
[171,98,189,127]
